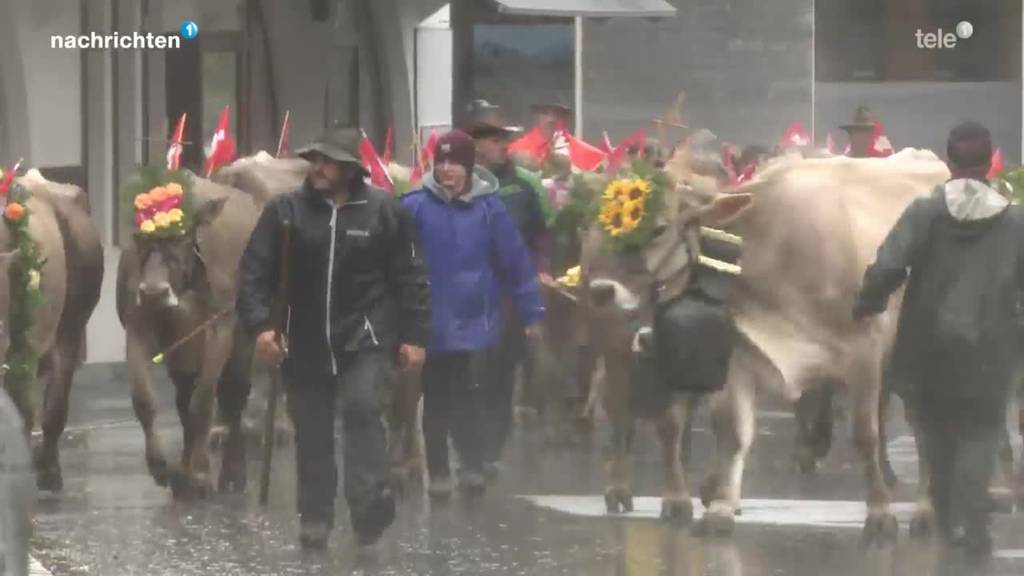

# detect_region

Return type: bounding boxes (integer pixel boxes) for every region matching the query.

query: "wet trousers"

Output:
[919,396,1004,543]
[285,351,395,537]
[481,312,529,464]
[422,351,487,480]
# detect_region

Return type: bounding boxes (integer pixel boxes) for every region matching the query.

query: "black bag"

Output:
[651,292,737,394]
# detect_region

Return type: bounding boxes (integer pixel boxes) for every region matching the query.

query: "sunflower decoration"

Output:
[597,160,667,252]
[123,165,195,239]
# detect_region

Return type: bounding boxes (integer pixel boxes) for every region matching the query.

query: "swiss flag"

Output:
[779,122,811,149]
[422,130,439,165]
[0,159,22,198]
[563,131,607,172]
[601,132,614,155]
[166,113,187,170]
[869,117,893,157]
[382,127,394,166]
[605,129,647,175]
[988,148,1005,180]
[509,127,552,165]
[204,105,237,176]
[359,130,394,193]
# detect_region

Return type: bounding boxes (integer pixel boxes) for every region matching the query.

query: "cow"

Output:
[588,145,954,543]
[0,170,104,492]
[578,162,752,523]
[117,172,257,499]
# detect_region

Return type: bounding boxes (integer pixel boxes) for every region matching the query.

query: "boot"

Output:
[299,521,331,550]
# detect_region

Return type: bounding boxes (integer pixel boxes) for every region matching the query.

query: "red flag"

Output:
[779,122,811,149]
[605,129,647,175]
[205,105,237,176]
[601,132,614,155]
[869,117,893,158]
[509,127,551,165]
[359,130,394,192]
[382,127,393,166]
[564,131,607,172]
[276,111,291,158]
[736,162,758,184]
[166,113,187,170]
[0,159,22,198]
[423,130,440,164]
[722,147,739,186]
[988,148,1005,180]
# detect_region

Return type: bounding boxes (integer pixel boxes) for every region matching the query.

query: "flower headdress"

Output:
[124,166,194,238]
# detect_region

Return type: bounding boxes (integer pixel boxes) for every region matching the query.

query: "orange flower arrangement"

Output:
[4,201,25,222]
[134,182,187,235]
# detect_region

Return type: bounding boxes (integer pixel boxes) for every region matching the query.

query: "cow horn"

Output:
[700,226,743,246]
[698,255,742,275]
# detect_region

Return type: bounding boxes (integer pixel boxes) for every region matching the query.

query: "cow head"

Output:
[583,147,752,357]
[133,196,228,310]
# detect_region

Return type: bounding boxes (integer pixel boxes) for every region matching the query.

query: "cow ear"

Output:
[701,193,752,227]
[194,196,229,227]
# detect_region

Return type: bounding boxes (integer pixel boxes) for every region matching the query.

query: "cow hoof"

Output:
[699,475,719,509]
[700,508,736,538]
[35,465,64,493]
[661,498,693,526]
[909,512,934,540]
[169,469,193,500]
[604,488,633,514]
[862,513,899,547]
[191,474,213,500]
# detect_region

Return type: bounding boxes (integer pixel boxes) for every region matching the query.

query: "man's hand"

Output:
[538,272,556,288]
[256,330,284,365]
[399,344,426,371]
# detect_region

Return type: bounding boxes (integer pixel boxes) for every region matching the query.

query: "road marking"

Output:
[520,495,919,529]
[30,556,52,576]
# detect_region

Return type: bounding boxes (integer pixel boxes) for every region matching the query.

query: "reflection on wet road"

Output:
[28,368,1024,575]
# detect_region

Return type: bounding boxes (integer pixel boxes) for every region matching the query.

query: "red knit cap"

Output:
[434,130,476,175]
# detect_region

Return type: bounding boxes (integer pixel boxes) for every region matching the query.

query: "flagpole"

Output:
[276,110,290,158]
[810,0,816,146]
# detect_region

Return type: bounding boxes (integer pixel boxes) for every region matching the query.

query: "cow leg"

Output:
[127,329,170,487]
[656,397,693,525]
[1017,388,1024,506]
[602,353,635,514]
[876,389,899,490]
[850,361,898,546]
[216,330,253,494]
[904,398,935,539]
[185,320,235,499]
[35,326,84,492]
[793,383,834,475]
[990,427,1016,514]
[702,364,756,536]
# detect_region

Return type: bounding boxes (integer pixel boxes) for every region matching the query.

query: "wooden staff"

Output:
[151,307,234,365]
[259,218,291,506]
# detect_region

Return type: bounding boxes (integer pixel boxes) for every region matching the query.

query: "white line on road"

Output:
[30,556,52,576]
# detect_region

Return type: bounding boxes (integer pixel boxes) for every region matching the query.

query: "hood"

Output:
[943,178,1010,222]
[423,167,499,204]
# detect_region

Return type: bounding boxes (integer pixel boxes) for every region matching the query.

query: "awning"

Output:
[493,0,676,18]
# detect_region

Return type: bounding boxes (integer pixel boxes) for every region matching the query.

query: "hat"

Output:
[296,128,367,171]
[434,130,476,174]
[464,101,521,140]
[530,101,573,117]
[840,106,875,132]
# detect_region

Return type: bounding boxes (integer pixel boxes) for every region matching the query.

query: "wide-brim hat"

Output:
[530,101,573,116]
[296,127,368,172]
[464,103,523,140]
[841,105,875,132]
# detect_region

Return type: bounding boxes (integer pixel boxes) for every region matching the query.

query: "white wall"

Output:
[416,6,453,133]
[13,0,82,168]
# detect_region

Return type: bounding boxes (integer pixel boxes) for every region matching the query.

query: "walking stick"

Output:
[260,219,291,506]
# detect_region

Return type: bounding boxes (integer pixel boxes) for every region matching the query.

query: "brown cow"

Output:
[0,170,104,492]
[117,174,255,499]
[579,163,751,522]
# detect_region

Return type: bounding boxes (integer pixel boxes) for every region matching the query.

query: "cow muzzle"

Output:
[138,282,179,309]
[588,279,640,311]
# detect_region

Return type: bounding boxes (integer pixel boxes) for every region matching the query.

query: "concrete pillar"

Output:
[83,0,114,246]
[0,2,31,165]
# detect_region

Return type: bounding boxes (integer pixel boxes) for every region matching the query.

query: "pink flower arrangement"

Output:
[134,182,186,234]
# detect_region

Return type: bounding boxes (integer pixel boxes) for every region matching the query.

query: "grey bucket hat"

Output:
[296,127,368,172]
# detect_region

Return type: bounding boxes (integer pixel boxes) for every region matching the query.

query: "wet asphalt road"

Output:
[27,364,1024,576]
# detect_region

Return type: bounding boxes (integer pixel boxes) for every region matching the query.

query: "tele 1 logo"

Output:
[915,20,973,49]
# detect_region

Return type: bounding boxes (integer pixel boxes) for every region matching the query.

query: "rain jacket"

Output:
[854,178,1024,409]
[238,180,431,375]
[401,168,544,354]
